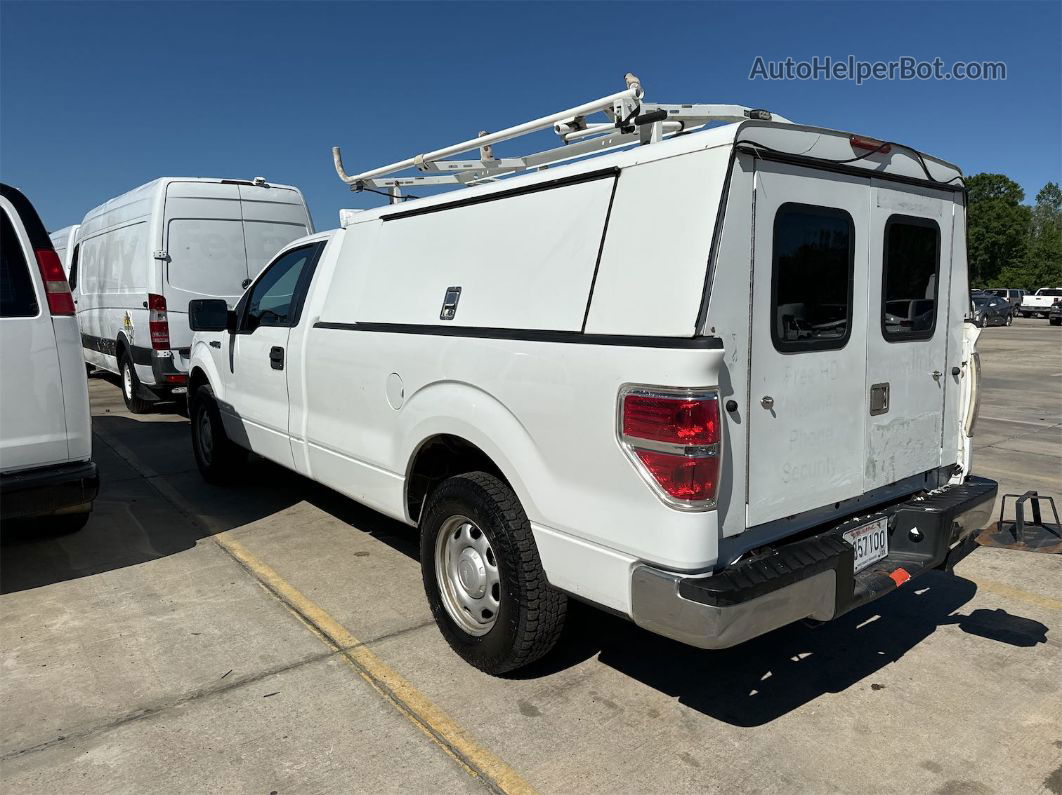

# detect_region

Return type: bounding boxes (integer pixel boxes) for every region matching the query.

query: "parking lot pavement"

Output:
[2,320,1060,794]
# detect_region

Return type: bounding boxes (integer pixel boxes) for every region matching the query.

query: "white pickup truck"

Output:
[1019,288,1062,317]
[187,78,997,674]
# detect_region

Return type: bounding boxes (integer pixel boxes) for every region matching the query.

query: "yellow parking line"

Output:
[214,534,534,795]
[969,577,1062,611]
[93,427,532,794]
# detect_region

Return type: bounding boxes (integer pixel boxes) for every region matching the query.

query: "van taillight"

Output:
[619,386,721,508]
[147,293,171,350]
[33,249,75,316]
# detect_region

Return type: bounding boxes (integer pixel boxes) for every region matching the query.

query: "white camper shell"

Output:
[48,224,80,276]
[188,77,997,674]
[70,177,312,411]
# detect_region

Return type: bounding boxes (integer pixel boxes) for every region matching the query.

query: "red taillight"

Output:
[620,387,721,507]
[622,394,719,446]
[147,293,170,350]
[850,135,891,154]
[33,248,75,316]
[635,450,720,502]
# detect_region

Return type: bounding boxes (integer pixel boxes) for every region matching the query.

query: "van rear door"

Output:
[164,181,249,329]
[746,162,872,527]
[163,182,311,348]
[864,184,953,490]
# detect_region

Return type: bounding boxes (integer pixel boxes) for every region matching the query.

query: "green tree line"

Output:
[966,174,1062,289]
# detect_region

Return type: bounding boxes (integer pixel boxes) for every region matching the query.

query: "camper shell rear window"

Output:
[881,215,941,342]
[770,203,855,353]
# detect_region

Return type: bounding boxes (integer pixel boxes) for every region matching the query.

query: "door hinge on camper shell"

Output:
[153,250,169,261]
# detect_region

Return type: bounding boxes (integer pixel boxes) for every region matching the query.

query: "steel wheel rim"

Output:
[122,362,133,399]
[434,514,500,636]
[196,407,213,464]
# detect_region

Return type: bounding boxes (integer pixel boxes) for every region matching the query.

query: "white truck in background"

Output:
[67,178,313,412]
[48,224,80,276]
[187,76,997,674]
[1019,287,1062,317]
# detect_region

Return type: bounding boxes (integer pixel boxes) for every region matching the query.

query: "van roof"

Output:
[342,120,964,227]
[79,177,305,226]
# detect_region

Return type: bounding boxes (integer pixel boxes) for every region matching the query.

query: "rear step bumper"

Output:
[630,476,997,650]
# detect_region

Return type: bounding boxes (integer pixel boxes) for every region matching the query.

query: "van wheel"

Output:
[190,384,247,484]
[120,353,152,414]
[420,472,567,675]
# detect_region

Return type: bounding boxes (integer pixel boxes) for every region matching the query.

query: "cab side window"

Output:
[1,211,40,318]
[242,244,320,331]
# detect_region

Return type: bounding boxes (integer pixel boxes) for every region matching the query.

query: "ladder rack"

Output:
[332,74,791,202]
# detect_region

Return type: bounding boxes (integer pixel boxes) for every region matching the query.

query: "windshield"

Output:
[972,297,991,307]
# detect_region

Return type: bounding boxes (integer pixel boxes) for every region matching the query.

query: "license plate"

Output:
[843,518,889,573]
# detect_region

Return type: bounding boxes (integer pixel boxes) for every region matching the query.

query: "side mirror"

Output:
[189,299,235,332]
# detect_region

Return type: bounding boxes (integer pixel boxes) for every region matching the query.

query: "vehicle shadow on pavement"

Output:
[526,573,1048,727]
[0,414,421,594]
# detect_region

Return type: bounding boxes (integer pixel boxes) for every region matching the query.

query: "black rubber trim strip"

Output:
[695,148,739,333]
[313,321,724,349]
[580,173,620,332]
[736,146,966,193]
[380,167,621,222]
[0,183,52,250]
[81,332,155,365]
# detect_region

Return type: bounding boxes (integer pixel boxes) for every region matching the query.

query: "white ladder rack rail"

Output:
[331,74,791,199]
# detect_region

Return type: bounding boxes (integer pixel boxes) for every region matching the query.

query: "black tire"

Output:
[190,384,247,484]
[1005,314,1013,326]
[119,351,152,414]
[1051,318,1061,326]
[420,472,566,675]
[1021,312,1031,318]
[979,315,988,328]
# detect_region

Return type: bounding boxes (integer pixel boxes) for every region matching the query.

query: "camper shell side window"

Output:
[880,215,941,342]
[770,203,855,353]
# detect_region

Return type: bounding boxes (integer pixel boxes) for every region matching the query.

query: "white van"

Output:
[48,224,80,275]
[70,177,313,412]
[1,184,97,532]
[188,78,997,674]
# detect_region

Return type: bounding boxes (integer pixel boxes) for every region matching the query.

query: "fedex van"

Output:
[70,178,312,412]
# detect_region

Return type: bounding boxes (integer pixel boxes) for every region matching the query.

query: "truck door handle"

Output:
[269,346,284,370]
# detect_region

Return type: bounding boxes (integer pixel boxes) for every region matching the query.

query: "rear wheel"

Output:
[190,384,247,483]
[420,472,566,675]
[120,352,152,414]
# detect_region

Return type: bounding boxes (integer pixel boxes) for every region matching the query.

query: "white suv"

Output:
[1,184,98,532]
